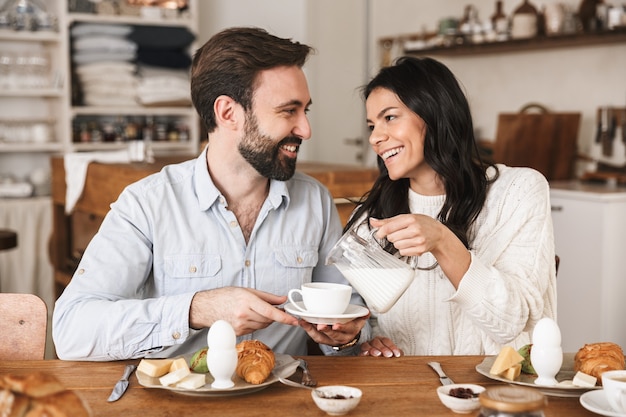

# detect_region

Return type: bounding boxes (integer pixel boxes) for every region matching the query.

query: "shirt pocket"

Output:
[163,254,223,294]
[273,247,318,294]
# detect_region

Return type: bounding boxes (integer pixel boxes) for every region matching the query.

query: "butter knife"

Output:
[427,361,454,385]
[107,364,137,402]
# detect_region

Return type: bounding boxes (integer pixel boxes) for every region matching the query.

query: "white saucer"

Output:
[284,302,369,324]
[580,389,626,417]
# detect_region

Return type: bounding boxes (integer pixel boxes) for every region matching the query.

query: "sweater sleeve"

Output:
[447,167,557,350]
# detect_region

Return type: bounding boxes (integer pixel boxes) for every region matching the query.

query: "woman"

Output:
[348,57,556,358]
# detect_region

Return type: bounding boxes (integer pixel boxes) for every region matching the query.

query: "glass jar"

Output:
[478,386,546,417]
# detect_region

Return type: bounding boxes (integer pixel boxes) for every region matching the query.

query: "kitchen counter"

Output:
[551,180,626,200]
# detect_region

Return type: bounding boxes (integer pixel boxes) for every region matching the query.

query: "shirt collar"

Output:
[193,145,291,211]
[194,145,221,211]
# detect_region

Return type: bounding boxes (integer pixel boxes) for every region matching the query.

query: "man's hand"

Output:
[189,287,298,334]
[297,314,370,347]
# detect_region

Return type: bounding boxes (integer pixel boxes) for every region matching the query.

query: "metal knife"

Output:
[107,364,137,402]
[427,361,455,385]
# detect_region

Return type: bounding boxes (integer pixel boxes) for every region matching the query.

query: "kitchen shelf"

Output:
[0,89,63,97]
[0,30,61,43]
[70,141,191,152]
[0,0,200,181]
[71,106,194,117]
[398,28,626,57]
[0,143,63,152]
[67,12,194,28]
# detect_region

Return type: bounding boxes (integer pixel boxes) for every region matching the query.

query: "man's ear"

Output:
[214,95,242,131]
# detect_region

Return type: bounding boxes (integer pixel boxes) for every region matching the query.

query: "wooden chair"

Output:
[0,293,48,360]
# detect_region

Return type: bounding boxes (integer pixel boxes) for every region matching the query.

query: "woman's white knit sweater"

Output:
[369,164,557,355]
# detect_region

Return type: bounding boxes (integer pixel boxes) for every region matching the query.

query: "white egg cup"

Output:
[531,345,562,386]
[207,320,237,389]
[207,347,237,389]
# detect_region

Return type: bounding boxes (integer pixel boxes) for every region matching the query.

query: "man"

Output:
[53,27,369,361]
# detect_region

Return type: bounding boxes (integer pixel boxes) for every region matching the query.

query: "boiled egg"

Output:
[207,320,236,349]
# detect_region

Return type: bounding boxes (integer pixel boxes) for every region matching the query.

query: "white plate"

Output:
[136,353,299,397]
[284,302,369,324]
[475,352,601,398]
[580,390,626,417]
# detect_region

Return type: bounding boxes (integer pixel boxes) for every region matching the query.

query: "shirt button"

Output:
[189,266,197,273]
[172,332,181,340]
[230,221,238,228]
[245,260,250,267]
[77,268,85,275]
[219,197,225,205]
[297,257,303,264]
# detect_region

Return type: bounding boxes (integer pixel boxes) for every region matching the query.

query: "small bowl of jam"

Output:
[311,385,362,416]
[437,383,485,414]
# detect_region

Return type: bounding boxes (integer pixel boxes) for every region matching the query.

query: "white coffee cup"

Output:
[602,370,626,413]
[287,282,351,315]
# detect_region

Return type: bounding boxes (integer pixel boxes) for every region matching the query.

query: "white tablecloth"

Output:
[0,197,54,313]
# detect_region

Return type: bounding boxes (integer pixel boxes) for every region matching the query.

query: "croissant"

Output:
[0,373,90,417]
[236,340,275,385]
[574,342,625,384]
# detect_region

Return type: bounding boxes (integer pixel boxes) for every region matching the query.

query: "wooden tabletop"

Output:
[0,356,596,416]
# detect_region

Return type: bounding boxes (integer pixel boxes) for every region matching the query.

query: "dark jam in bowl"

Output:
[449,387,475,399]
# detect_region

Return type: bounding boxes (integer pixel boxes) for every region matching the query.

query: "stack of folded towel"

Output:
[70,23,195,108]
[71,23,138,107]
[129,25,195,107]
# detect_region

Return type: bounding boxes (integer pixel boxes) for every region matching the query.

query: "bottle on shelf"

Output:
[459,5,482,43]
[510,0,539,39]
[491,0,509,41]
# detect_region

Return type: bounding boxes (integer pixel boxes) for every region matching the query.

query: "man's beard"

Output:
[238,112,301,181]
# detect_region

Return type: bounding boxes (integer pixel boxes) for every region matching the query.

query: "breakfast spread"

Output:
[0,372,90,417]
[486,340,626,389]
[137,339,276,391]
[574,342,625,384]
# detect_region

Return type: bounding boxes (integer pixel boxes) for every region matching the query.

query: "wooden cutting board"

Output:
[492,104,581,181]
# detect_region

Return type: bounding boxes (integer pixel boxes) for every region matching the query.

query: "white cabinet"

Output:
[0,0,199,186]
[550,181,626,352]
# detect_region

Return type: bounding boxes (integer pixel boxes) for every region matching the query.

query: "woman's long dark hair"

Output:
[345,57,497,250]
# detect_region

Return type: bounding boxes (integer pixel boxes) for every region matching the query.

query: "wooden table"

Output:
[0,356,596,416]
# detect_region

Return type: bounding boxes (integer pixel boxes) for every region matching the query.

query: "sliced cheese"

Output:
[169,357,189,372]
[137,359,174,378]
[501,363,522,381]
[572,371,597,388]
[175,373,207,390]
[159,366,191,387]
[489,346,525,376]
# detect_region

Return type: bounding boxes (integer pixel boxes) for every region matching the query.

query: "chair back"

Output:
[0,293,47,360]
